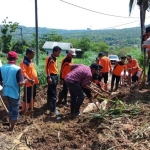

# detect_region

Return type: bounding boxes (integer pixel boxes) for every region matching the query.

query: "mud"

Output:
[1,84,150,150]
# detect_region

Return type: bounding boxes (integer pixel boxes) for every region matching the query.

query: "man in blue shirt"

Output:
[0,51,27,131]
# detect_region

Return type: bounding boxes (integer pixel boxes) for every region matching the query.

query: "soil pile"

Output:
[1,85,150,150]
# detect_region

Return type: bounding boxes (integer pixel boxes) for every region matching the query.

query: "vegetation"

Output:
[0,20,145,85]
[1,18,18,53]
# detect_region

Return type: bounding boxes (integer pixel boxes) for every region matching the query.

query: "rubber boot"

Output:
[21,102,30,112]
[109,82,114,92]
[29,100,34,110]
[63,94,68,106]
[104,83,108,90]
[114,84,118,91]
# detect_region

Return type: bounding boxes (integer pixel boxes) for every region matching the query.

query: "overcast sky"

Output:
[0,0,150,30]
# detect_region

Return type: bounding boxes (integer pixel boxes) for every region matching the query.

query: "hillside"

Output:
[0,25,141,47]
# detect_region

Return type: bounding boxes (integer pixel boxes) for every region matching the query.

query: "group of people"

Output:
[0,47,102,131]
[93,52,142,92]
[2,26,150,131]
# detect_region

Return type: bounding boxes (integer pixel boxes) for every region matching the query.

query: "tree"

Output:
[12,40,26,54]
[78,36,91,52]
[1,17,19,53]
[129,0,150,51]
[39,32,63,51]
[91,42,109,54]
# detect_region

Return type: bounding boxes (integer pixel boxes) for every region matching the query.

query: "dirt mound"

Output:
[1,85,150,150]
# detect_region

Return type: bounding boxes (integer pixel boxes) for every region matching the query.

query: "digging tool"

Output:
[90,81,110,95]
[87,85,102,111]
[139,48,147,90]
[24,83,34,116]
[0,95,8,113]
[30,84,34,118]
[24,83,29,115]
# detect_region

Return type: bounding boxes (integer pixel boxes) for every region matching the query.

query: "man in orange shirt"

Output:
[98,52,112,90]
[20,48,39,112]
[58,48,76,105]
[110,56,126,92]
[126,55,142,84]
[45,46,61,116]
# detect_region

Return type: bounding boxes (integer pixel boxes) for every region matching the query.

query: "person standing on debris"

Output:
[45,46,61,116]
[64,63,102,116]
[98,52,112,90]
[58,48,76,105]
[142,26,150,85]
[0,51,27,131]
[110,56,127,92]
[20,48,39,113]
[126,55,142,84]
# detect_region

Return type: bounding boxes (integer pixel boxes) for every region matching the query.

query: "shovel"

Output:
[24,84,34,116]
[30,84,34,118]
[0,95,8,113]
[87,85,102,111]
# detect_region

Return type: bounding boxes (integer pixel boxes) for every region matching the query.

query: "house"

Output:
[42,41,73,55]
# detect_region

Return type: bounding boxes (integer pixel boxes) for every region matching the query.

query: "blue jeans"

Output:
[3,96,20,120]
[65,81,84,114]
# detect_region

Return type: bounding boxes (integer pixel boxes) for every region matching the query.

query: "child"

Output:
[110,56,126,92]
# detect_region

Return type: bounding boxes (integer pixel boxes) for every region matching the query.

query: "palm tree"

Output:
[129,0,150,51]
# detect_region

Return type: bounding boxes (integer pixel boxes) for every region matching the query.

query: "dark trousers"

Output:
[98,72,108,84]
[82,87,92,98]
[62,79,68,101]
[132,72,138,83]
[147,63,150,83]
[23,85,37,103]
[65,81,84,114]
[111,74,120,90]
[47,75,58,112]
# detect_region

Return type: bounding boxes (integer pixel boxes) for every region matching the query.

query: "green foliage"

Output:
[78,36,91,52]
[63,38,80,48]
[12,40,23,54]
[39,31,63,51]
[1,18,19,53]
[91,42,109,53]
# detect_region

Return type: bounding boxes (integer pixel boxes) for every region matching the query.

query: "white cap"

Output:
[68,48,76,56]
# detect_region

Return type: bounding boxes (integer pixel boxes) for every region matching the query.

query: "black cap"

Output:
[90,63,102,71]
[98,52,104,57]
[146,26,150,33]
[120,56,126,59]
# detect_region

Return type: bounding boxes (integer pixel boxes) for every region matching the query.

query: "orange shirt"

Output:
[99,56,112,73]
[113,61,127,76]
[126,59,142,76]
[60,56,74,79]
[20,57,39,87]
[45,55,58,76]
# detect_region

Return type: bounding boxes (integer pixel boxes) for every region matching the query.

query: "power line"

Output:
[104,16,150,29]
[60,0,139,19]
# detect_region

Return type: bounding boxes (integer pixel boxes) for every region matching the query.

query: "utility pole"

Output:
[17,27,23,54]
[35,0,39,65]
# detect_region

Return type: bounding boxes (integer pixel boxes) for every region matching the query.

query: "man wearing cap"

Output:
[20,48,39,113]
[58,48,76,105]
[0,51,27,131]
[45,46,62,116]
[142,26,150,84]
[64,63,101,116]
[98,52,112,90]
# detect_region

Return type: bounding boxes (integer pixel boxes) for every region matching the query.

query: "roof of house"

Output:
[42,41,73,50]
